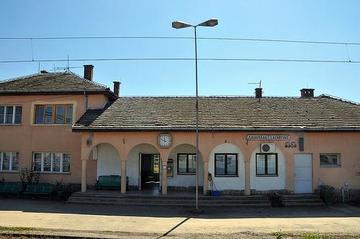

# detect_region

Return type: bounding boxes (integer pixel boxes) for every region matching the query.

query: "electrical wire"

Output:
[0,57,358,64]
[0,36,359,46]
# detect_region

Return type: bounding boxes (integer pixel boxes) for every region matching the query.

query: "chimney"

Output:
[113,81,120,97]
[83,65,94,81]
[300,88,314,98]
[255,88,262,98]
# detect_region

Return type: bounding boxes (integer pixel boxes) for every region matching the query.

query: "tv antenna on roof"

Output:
[248,80,262,88]
[52,55,82,72]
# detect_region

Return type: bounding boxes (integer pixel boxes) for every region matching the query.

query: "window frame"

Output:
[0,151,19,172]
[0,105,22,125]
[214,153,238,177]
[255,153,278,177]
[320,153,341,168]
[32,152,71,173]
[177,153,196,175]
[33,104,73,125]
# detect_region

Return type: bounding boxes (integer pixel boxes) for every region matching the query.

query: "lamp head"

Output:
[172,21,192,29]
[197,18,218,27]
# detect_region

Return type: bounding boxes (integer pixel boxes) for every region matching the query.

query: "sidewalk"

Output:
[0,199,359,238]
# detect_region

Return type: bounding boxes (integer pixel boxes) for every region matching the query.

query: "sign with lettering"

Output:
[246,134,290,141]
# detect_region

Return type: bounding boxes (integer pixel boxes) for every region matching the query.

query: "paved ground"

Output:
[0,198,360,238]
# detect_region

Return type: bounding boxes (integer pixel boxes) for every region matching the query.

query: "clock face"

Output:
[159,134,172,148]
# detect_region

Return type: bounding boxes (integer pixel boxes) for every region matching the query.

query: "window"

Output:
[215,153,238,177]
[320,153,341,167]
[177,153,196,174]
[32,152,71,173]
[34,104,73,124]
[0,152,19,171]
[0,106,22,125]
[256,153,278,176]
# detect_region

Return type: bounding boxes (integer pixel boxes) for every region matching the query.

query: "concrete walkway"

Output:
[0,199,360,238]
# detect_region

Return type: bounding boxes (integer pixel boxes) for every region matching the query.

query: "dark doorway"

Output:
[141,154,160,190]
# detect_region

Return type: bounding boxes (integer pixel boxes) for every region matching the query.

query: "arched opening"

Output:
[127,143,160,192]
[250,144,286,192]
[208,143,245,192]
[91,143,121,179]
[167,144,204,191]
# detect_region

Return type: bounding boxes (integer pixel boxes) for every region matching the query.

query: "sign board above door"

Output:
[246,134,290,141]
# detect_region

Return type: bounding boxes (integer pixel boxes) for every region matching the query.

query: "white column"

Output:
[81,159,87,192]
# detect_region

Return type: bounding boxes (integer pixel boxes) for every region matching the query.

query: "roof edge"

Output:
[72,126,360,132]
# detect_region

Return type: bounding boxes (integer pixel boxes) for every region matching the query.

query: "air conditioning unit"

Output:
[260,143,276,153]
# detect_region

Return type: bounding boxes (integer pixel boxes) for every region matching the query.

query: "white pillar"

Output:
[81,159,87,192]
[121,160,127,194]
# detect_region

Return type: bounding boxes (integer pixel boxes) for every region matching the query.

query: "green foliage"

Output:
[273,231,284,239]
[319,185,336,205]
[19,167,40,188]
[269,192,283,207]
[302,233,329,239]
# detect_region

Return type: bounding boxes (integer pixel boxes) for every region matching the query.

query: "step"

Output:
[283,202,325,207]
[67,199,271,207]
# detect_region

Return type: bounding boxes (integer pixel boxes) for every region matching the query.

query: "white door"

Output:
[294,154,313,193]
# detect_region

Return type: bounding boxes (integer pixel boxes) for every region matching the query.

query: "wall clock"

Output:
[158,133,172,148]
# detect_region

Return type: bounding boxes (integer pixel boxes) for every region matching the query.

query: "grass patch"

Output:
[0,226,33,232]
[302,233,329,239]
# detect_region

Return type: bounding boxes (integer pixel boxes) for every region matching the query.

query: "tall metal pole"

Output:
[194,26,199,210]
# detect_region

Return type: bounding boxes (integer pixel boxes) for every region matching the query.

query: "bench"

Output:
[96,175,128,190]
[0,182,22,195]
[23,183,55,196]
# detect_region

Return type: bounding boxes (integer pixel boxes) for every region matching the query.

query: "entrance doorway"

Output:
[294,154,313,193]
[140,154,160,190]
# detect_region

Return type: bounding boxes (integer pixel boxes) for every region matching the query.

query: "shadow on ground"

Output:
[0,198,359,219]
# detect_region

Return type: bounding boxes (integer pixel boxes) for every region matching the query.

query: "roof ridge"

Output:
[319,94,360,106]
[0,71,110,90]
[0,72,61,84]
[117,95,302,99]
[66,71,110,89]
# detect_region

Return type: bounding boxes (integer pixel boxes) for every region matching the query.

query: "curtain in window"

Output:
[256,154,266,175]
[226,154,237,175]
[215,154,226,175]
[178,154,187,173]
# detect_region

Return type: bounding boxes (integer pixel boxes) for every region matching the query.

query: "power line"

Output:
[0,57,358,64]
[0,36,359,46]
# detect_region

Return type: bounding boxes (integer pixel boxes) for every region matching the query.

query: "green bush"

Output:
[319,185,335,205]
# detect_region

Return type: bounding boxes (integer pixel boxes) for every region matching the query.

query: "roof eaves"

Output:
[72,126,360,132]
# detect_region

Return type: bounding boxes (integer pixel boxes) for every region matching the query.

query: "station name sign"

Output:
[246,134,290,141]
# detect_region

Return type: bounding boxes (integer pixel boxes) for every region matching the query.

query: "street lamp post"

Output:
[172,18,218,210]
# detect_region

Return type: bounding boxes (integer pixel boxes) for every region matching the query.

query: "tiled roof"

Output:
[0,72,116,98]
[74,95,360,131]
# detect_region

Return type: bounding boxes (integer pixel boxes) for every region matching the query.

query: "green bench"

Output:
[24,183,55,196]
[96,175,128,190]
[0,182,22,195]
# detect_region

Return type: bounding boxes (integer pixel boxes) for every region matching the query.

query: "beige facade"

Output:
[0,93,108,184]
[0,74,359,197]
[79,131,360,195]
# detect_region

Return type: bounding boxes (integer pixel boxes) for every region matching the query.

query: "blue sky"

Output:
[0,0,359,102]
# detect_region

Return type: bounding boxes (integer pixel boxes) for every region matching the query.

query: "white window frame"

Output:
[32,152,70,173]
[0,151,19,172]
[0,105,22,125]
